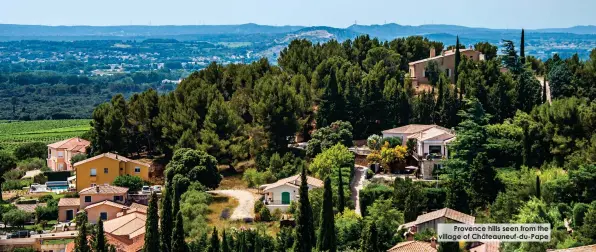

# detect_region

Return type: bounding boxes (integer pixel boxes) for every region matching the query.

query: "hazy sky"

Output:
[1,0,594,29]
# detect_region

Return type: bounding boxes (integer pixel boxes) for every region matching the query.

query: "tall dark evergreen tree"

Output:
[160,175,174,252]
[455,36,461,98]
[171,211,187,252]
[93,219,108,252]
[337,166,345,213]
[293,166,315,252]
[536,176,541,199]
[144,192,160,252]
[208,227,220,252]
[520,29,526,65]
[468,152,500,209]
[75,213,90,252]
[317,177,337,252]
[222,229,231,252]
[360,221,379,252]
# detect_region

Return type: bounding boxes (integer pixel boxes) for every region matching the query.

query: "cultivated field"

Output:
[0,119,91,151]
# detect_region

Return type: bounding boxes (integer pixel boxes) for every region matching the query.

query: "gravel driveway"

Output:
[351,165,367,215]
[209,189,259,221]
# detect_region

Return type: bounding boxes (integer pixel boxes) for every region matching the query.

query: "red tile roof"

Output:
[84,200,128,210]
[73,152,150,167]
[547,245,596,252]
[387,241,437,252]
[128,203,148,213]
[48,137,90,151]
[470,241,501,252]
[400,208,475,230]
[104,212,146,239]
[14,203,46,213]
[65,241,75,252]
[382,124,437,135]
[79,184,129,195]
[58,198,81,207]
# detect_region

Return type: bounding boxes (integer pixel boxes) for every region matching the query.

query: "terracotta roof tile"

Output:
[84,200,128,210]
[14,203,46,213]
[73,152,150,167]
[263,174,324,191]
[382,124,437,135]
[128,203,148,213]
[58,198,81,207]
[387,241,437,252]
[470,241,501,252]
[48,137,90,151]
[415,208,475,225]
[79,184,129,195]
[104,212,146,239]
[408,48,476,65]
[65,241,75,252]
[547,245,596,252]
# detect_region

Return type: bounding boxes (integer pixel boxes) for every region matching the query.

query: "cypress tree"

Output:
[337,166,345,213]
[75,214,90,252]
[93,218,107,252]
[171,211,187,252]
[454,36,461,95]
[293,166,315,252]
[520,29,526,65]
[208,227,220,252]
[222,229,231,252]
[160,186,173,252]
[360,221,379,252]
[144,192,160,252]
[317,177,337,252]
[536,176,541,199]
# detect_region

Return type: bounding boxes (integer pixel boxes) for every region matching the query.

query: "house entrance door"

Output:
[281,192,290,204]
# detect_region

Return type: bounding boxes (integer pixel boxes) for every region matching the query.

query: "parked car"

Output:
[152,185,162,192]
[141,186,151,194]
[8,230,30,238]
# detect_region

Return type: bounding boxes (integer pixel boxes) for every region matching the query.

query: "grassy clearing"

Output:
[206,195,280,236]
[0,119,90,151]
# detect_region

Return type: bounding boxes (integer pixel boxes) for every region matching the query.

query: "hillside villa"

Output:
[58,184,130,223]
[260,174,324,211]
[73,152,150,191]
[398,207,475,233]
[382,124,456,179]
[47,137,90,171]
[104,211,147,252]
[408,47,484,86]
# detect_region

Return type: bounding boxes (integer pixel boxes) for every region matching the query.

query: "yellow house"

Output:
[74,153,150,191]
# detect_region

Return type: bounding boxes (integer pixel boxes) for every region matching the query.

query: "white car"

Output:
[141,186,151,194]
[152,185,162,192]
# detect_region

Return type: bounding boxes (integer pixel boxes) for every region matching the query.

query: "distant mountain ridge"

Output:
[1,23,596,40]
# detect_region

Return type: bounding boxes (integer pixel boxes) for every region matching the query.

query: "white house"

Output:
[260,175,324,212]
[382,124,456,179]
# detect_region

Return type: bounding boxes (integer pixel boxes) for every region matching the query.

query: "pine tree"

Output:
[160,183,173,252]
[317,177,337,252]
[468,152,500,209]
[222,229,231,252]
[337,166,345,213]
[75,213,90,252]
[171,211,187,252]
[520,29,526,65]
[536,176,541,199]
[93,218,108,252]
[360,221,379,252]
[144,192,160,252]
[208,227,220,252]
[455,36,461,98]
[293,166,315,252]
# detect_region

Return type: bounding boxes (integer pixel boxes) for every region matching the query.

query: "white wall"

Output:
[265,184,298,204]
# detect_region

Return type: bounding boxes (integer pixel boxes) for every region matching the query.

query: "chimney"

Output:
[430,47,436,58]
[430,237,437,249]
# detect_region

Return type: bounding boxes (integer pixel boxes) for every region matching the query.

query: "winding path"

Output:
[351,165,367,216]
[208,189,259,221]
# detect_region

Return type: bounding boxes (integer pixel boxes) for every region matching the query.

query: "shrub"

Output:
[288,201,297,214]
[37,194,54,203]
[220,208,231,220]
[254,200,265,213]
[272,208,283,221]
[383,137,402,148]
[359,183,393,217]
[367,134,383,151]
[3,169,24,180]
[2,179,31,191]
[14,142,47,160]
[259,207,272,222]
[70,154,88,167]
[242,169,276,188]
[366,168,374,179]
[113,175,145,192]
[33,174,48,184]
[3,209,30,227]
[17,158,47,171]
[573,203,590,227]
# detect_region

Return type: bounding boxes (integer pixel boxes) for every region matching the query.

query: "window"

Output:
[445,68,451,77]
[84,196,92,202]
[470,56,473,59]
[100,212,108,220]
[90,168,97,176]
[91,183,97,187]
[134,167,141,173]
[104,168,109,174]
[114,195,123,202]
[58,163,65,170]
[429,145,442,154]
[58,151,64,157]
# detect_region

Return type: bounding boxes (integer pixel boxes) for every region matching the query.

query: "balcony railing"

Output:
[264,200,291,205]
